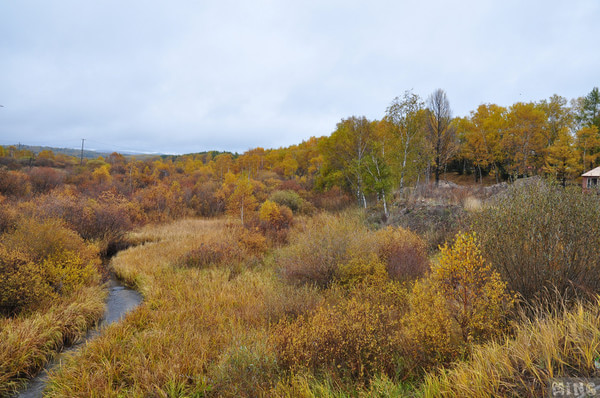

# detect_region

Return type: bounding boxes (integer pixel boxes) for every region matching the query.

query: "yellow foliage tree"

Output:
[543,128,580,186]
[92,164,112,184]
[503,102,547,177]
[432,232,514,343]
[226,175,257,225]
[576,125,600,171]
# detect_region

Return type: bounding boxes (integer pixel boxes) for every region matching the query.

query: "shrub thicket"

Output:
[0,244,54,315]
[278,213,428,288]
[176,223,267,271]
[472,179,600,302]
[403,233,514,372]
[33,189,142,256]
[0,217,100,314]
[387,203,466,253]
[0,169,31,197]
[258,200,294,244]
[269,190,304,213]
[271,282,408,384]
[376,226,429,282]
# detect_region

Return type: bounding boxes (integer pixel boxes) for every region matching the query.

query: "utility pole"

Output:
[80,139,85,165]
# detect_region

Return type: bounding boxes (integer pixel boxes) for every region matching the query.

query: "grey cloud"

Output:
[1,0,598,154]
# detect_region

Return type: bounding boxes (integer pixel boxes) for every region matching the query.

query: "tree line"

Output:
[1,86,598,221]
[318,87,600,214]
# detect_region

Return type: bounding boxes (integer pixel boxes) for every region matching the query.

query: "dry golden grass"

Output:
[421,299,600,397]
[0,284,105,396]
[45,218,318,397]
[45,216,600,397]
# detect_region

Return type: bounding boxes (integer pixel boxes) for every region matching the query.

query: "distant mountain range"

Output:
[2,144,234,160]
[2,144,163,159]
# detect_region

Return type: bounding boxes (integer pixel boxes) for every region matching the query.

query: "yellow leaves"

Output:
[402,233,514,371]
[42,250,99,295]
[258,200,281,223]
[258,200,293,243]
[226,174,258,224]
[0,217,101,313]
[336,253,388,287]
[270,282,406,382]
[432,232,514,343]
[91,164,112,184]
[543,128,579,184]
[0,244,55,314]
[404,277,457,366]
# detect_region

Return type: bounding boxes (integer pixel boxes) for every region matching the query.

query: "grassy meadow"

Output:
[39,181,600,397]
[3,180,600,397]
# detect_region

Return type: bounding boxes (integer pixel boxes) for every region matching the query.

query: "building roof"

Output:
[582,166,600,177]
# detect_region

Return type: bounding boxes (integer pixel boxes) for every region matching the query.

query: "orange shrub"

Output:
[0,169,30,198]
[258,200,293,244]
[34,190,142,256]
[28,167,66,192]
[237,227,268,258]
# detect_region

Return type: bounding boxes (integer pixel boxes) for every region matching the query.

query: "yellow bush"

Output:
[258,200,294,244]
[278,213,429,288]
[0,218,101,313]
[259,200,281,223]
[337,253,388,287]
[3,217,97,264]
[42,250,99,295]
[404,277,458,369]
[403,232,514,373]
[433,232,514,343]
[237,227,268,257]
[271,282,407,383]
[277,213,378,288]
[0,245,55,314]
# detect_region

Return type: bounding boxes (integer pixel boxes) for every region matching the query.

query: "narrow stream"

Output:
[16,276,143,398]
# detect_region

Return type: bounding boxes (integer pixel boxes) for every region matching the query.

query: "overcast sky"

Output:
[0,1,598,154]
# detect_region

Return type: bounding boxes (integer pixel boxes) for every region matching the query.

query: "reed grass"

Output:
[45,219,316,397]
[0,284,105,396]
[420,298,600,397]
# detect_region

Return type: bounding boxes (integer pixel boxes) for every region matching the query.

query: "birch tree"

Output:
[385,91,425,189]
[425,89,457,186]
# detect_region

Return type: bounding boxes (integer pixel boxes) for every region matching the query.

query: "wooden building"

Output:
[582,166,600,188]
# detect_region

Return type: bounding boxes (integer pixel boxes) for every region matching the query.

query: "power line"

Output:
[80,138,85,165]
